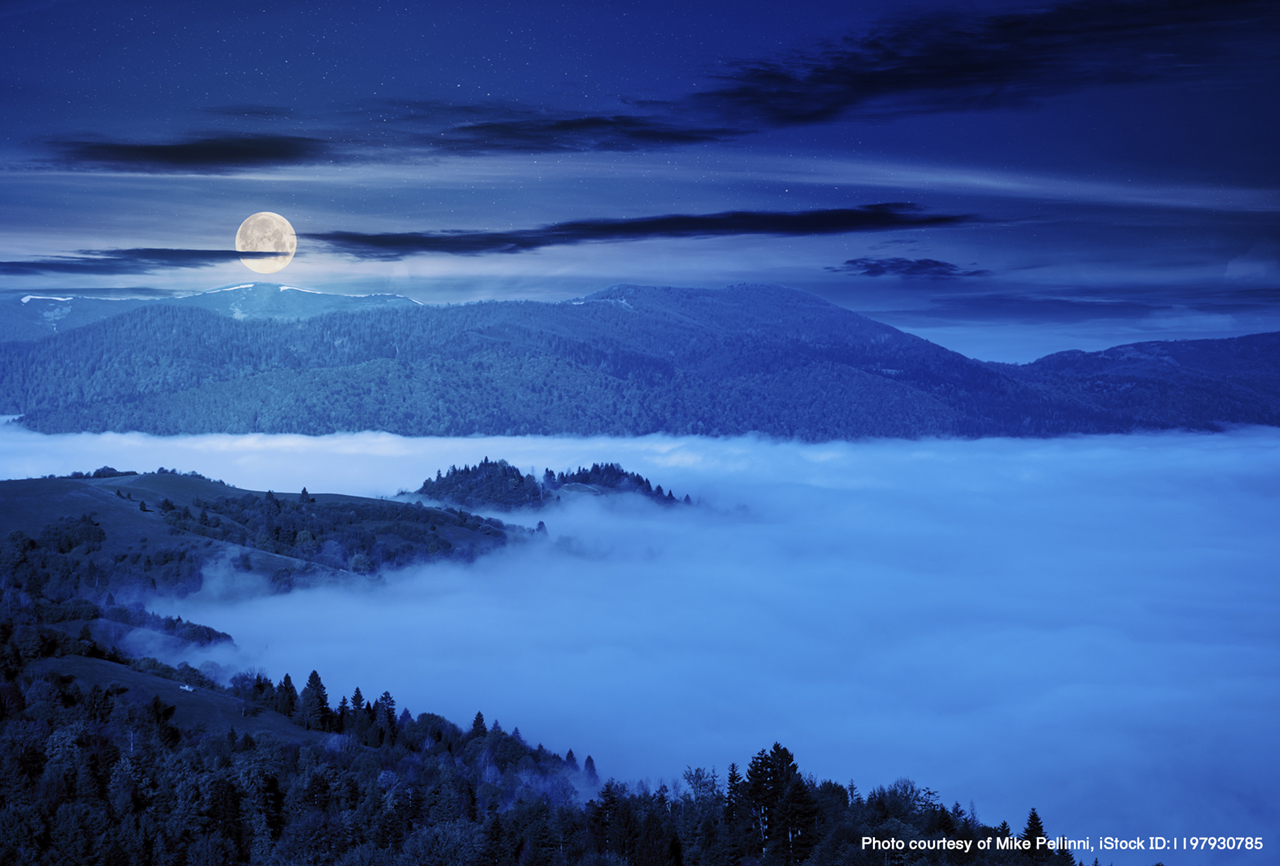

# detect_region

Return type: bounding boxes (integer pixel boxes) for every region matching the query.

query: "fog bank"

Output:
[3,425,1277,862]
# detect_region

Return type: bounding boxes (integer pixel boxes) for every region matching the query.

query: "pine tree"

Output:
[725,763,745,823]
[275,673,297,717]
[1021,807,1045,842]
[296,670,330,731]
[740,743,817,865]
[471,711,487,737]
[745,748,774,852]
[336,696,349,734]
[1022,807,1049,863]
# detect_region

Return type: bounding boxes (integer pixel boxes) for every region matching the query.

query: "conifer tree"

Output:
[275,673,297,717]
[725,763,744,822]
[1021,807,1046,842]
[296,670,330,731]
[1022,808,1050,863]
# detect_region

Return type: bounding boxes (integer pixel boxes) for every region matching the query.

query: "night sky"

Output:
[3,0,1278,360]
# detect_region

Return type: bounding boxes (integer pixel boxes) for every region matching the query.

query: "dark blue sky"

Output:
[3,0,1277,359]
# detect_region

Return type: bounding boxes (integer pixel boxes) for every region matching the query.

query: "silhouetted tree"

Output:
[296,670,330,731]
[275,673,297,717]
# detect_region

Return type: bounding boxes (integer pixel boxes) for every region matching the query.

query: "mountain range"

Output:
[2,281,1277,439]
[1,282,420,342]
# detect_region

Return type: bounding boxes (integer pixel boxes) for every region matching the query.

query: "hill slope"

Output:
[0,470,526,601]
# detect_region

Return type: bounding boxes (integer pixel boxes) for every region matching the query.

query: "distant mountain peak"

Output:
[1,282,424,342]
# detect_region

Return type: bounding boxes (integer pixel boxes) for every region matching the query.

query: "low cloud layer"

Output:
[307,205,973,260]
[2,427,1276,858]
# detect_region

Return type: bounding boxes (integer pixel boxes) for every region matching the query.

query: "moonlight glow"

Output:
[235,212,297,274]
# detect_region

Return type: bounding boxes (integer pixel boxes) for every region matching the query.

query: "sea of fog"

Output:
[3,424,1277,863]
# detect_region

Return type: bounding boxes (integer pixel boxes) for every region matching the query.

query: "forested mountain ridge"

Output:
[0,282,420,342]
[1,282,1276,439]
[417,458,690,511]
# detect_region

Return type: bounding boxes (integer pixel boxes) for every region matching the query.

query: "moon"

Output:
[235,212,296,274]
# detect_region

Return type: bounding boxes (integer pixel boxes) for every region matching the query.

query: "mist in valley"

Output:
[3,423,1277,860]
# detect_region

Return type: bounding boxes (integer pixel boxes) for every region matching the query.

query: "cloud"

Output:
[0,248,286,276]
[429,114,740,154]
[48,134,336,172]
[380,100,742,154]
[307,204,975,260]
[38,113,735,170]
[28,1,1273,175]
[829,257,990,278]
[698,0,1280,126]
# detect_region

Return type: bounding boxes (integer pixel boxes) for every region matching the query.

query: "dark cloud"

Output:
[378,99,742,153]
[0,249,282,276]
[49,134,335,172]
[41,113,734,169]
[31,1,1273,173]
[306,204,972,259]
[829,257,989,278]
[699,0,1280,126]
[428,114,740,154]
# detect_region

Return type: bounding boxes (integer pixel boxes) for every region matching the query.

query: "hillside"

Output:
[1,282,1277,439]
[0,469,528,602]
[417,457,691,511]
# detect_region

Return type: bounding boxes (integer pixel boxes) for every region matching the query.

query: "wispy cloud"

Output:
[699,0,1279,126]
[307,204,974,259]
[0,248,283,276]
[31,0,1274,174]
[48,134,337,172]
[382,100,743,154]
[829,257,990,278]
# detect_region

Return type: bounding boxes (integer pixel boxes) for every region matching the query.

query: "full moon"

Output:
[235,212,296,274]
